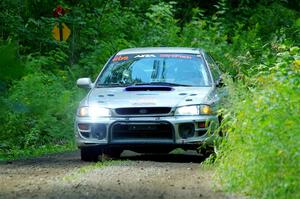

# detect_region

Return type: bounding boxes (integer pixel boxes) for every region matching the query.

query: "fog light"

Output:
[91,124,107,140]
[78,123,90,130]
[197,130,207,136]
[80,131,90,138]
[179,123,195,139]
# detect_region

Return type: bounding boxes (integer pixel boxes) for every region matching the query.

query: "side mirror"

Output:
[216,77,224,88]
[77,78,93,89]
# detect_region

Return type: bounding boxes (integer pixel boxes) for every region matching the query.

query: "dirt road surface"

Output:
[0,151,240,199]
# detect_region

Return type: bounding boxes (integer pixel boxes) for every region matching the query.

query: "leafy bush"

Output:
[0,71,78,157]
[142,2,180,46]
[0,42,24,86]
[216,46,300,199]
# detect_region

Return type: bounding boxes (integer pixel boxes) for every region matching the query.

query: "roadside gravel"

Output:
[0,151,239,199]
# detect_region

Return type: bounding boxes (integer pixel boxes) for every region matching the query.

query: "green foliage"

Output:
[0,69,78,156]
[0,2,300,198]
[0,142,76,161]
[0,1,23,40]
[0,41,24,116]
[142,2,180,46]
[215,46,300,199]
[0,42,23,84]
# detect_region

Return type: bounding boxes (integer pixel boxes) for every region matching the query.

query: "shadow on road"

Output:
[0,151,84,168]
[120,150,208,164]
[0,150,210,168]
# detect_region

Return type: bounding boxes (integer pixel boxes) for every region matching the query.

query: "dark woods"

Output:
[0,1,299,198]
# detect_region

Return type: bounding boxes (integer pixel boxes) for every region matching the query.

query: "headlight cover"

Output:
[175,105,212,116]
[77,106,111,117]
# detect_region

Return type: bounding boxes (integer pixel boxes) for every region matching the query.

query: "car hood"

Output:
[86,86,214,108]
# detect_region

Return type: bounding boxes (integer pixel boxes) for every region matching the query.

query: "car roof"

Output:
[116,47,204,55]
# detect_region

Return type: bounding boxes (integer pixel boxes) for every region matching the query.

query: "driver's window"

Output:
[205,53,221,82]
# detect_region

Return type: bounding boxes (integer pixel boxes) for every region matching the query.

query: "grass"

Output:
[63,159,128,182]
[169,148,186,154]
[0,142,76,161]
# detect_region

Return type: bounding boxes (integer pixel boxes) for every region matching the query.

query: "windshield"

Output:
[96,53,212,87]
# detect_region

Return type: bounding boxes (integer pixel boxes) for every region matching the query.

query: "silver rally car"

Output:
[75,47,223,161]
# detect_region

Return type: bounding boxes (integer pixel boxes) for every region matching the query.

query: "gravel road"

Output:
[0,151,239,199]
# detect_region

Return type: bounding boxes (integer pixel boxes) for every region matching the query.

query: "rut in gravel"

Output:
[0,151,240,199]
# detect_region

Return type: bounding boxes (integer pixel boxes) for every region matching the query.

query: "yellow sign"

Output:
[52,22,71,41]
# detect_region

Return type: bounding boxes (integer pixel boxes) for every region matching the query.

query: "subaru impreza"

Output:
[75,47,223,161]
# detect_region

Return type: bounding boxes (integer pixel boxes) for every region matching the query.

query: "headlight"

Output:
[175,105,199,115]
[200,105,213,114]
[78,106,89,117]
[77,106,111,117]
[175,105,212,115]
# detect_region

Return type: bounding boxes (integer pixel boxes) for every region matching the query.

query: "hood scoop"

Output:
[125,85,173,91]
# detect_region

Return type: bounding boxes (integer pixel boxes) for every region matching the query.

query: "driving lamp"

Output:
[78,106,111,117]
[175,105,212,115]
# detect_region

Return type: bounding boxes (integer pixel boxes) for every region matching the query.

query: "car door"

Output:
[203,52,226,114]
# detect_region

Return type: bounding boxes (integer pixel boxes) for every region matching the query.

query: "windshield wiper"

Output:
[133,82,192,87]
[96,83,128,88]
[97,82,192,87]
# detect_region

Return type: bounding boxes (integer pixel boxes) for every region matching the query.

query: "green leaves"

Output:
[295,18,300,27]
[215,47,300,199]
[0,42,24,84]
[0,70,78,152]
[142,2,180,46]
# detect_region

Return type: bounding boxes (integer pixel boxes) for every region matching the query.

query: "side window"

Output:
[204,53,221,82]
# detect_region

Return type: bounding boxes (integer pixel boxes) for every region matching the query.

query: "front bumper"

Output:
[75,115,219,148]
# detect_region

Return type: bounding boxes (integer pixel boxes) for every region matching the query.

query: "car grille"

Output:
[111,122,174,142]
[115,107,171,115]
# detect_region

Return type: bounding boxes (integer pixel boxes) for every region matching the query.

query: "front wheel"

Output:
[197,146,215,158]
[80,147,101,162]
[102,148,123,160]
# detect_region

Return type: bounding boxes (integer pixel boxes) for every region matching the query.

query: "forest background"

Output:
[0,0,299,198]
